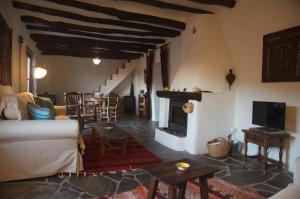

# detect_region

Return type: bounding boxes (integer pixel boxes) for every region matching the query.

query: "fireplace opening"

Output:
[165,99,188,137]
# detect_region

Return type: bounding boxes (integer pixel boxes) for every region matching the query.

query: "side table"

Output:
[243,128,289,173]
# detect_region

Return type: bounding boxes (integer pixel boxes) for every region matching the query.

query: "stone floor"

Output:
[0,115,293,199]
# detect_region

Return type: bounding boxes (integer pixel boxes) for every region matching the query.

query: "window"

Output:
[26,47,34,93]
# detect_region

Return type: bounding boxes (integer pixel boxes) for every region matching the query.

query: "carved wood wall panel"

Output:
[262,25,300,82]
[0,14,12,86]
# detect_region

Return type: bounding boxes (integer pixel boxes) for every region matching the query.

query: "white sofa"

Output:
[0,92,82,182]
[269,156,300,199]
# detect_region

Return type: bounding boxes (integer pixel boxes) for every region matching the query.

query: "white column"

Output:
[158,98,170,128]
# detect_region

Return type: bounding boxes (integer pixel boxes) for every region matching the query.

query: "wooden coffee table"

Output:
[91,123,130,157]
[145,159,219,199]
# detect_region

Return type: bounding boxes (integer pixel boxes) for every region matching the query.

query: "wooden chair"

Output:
[109,94,120,122]
[99,97,110,123]
[65,92,96,130]
[83,92,95,115]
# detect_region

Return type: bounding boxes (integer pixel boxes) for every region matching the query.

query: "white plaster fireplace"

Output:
[155,91,236,154]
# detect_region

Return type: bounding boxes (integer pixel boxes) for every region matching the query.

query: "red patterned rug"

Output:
[111,178,265,199]
[82,135,161,173]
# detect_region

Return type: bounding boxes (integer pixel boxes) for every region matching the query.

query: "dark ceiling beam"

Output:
[40,50,140,59]
[121,0,213,14]
[31,34,152,52]
[38,45,143,59]
[21,16,172,37]
[119,0,213,14]
[26,25,165,44]
[186,0,236,8]
[31,33,155,49]
[41,0,185,30]
[12,1,180,36]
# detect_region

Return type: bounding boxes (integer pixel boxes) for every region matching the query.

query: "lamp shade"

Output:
[34,67,47,79]
[93,58,101,65]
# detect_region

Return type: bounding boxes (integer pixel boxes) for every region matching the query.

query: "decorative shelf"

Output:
[156,90,212,102]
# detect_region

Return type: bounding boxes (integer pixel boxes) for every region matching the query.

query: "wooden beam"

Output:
[26,25,165,44]
[40,50,140,59]
[12,1,180,36]
[21,16,171,37]
[119,0,213,14]
[31,34,152,52]
[40,0,186,30]
[38,45,143,59]
[186,0,236,8]
[31,33,155,48]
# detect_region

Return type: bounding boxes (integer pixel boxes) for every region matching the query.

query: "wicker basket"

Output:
[207,137,231,158]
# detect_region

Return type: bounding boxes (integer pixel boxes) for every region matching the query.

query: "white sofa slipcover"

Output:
[0,93,82,182]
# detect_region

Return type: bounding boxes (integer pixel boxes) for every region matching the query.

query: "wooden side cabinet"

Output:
[243,129,289,173]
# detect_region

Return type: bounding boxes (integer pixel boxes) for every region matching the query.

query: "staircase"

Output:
[100,61,136,96]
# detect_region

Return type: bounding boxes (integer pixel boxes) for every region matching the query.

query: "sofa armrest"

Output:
[54,106,67,116]
[294,156,300,185]
[0,120,79,141]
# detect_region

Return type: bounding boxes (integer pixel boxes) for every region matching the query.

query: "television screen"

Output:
[252,101,286,130]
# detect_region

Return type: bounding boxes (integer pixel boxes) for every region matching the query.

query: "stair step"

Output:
[100,62,136,95]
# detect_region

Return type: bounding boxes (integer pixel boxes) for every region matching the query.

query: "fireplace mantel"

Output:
[156,90,212,102]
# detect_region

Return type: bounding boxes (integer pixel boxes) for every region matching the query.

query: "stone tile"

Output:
[0,183,58,199]
[256,190,275,198]
[136,173,151,186]
[69,175,116,197]
[54,188,80,199]
[215,170,228,178]
[267,173,293,189]
[253,184,279,193]
[117,178,140,193]
[222,170,273,186]
[47,175,66,183]
[103,171,123,181]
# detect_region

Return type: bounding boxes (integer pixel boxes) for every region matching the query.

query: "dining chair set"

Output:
[64,92,120,130]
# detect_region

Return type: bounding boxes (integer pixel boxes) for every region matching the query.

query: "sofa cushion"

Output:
[17,92,35,119]
[55,115,70,120]
[34,96,56,118]
[27,102,54,120]
[0,94,21,120]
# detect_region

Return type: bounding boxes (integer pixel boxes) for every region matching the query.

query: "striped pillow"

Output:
[27,102,54,120]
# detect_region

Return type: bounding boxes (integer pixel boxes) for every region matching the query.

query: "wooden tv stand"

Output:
[242,128,289,173]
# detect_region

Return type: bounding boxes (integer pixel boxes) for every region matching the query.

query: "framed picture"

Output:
[0,14,12,86]
[262,25,300,82]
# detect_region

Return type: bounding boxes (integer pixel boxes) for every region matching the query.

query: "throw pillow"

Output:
[0,95,22,120]
[16,92,35,119]
[34,96,56,118]
[27,102,54,120]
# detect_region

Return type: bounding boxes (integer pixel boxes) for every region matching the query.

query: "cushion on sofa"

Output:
[0,94,21,120]
[55,115,70,120]
[34,96,56,118]
[17,92,35,119]
[27,102,54,120]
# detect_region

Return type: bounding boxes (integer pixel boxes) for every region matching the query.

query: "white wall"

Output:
[37,56,124,104]
[218,0,300,170]
[167,14,234,92]
[0,0,40,96]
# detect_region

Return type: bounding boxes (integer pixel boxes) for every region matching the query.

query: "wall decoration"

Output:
[226,69,236,90]
[0,14,12,86]
[262,25,300,82]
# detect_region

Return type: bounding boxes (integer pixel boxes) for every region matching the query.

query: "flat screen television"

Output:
[252,101,286,130]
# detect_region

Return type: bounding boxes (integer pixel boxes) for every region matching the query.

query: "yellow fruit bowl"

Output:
[175,162,190,171]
